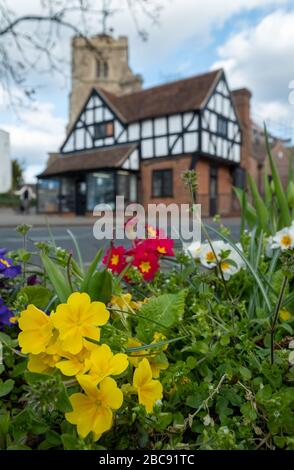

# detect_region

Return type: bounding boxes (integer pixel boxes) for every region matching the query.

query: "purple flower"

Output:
[27,274,40,286]
[0,254,21,279]
[0,298,13,327]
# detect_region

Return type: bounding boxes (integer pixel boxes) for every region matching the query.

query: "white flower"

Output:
[200,240,227,268]
[185,240,202,259]
[271,226,294,251]
[199,240,244,279]
[217,244,245,280]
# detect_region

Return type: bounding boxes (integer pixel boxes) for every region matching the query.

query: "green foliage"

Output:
[40,253,71,303]
[136,291,186,342]
[235,126,293,234]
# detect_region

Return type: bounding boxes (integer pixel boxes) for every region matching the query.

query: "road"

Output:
[0,219,241,264]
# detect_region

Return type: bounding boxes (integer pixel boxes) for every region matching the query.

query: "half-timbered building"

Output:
[38,68,248,216]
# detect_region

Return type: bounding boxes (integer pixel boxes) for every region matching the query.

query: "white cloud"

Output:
[212,10,294,129]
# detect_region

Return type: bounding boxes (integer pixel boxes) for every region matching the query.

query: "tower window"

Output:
[96,59,101,78]
[104,61,109,78]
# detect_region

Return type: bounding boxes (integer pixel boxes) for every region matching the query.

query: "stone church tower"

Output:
[68,34,143,127]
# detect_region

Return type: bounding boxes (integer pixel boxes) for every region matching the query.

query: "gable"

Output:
[201,74,242,163]
[61,90,128,153]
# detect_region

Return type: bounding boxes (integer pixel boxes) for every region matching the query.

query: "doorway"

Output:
[75,179,87,215]
[209,166,218,216]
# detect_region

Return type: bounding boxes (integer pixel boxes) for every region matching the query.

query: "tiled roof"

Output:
[39,144,136,177]
[98,69,222,122]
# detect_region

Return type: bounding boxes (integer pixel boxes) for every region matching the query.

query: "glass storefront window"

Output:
[38,179,60,213]
[60,178,75,213]
[116,171,130,201]
[87,172,115,211]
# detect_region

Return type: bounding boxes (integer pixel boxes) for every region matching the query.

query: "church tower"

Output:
[68,34,143,127]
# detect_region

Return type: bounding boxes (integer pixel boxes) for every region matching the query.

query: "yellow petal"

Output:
[109,353,129,376]
[138,380,163,413]
[67,292,91,312]
[66,393,97,439]
[18,305,50,331]
[133,358,153,388]
[55,358,82,376]
[92,405,113,435]
[28,354,51,373]
[77,374,100,398]
[84,302,110,326]
[18,330,51,355]
[60,327,84,354]
[99,377,123,410]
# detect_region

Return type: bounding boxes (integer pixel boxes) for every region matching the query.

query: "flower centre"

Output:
[281,235,291,248]
[205,251,216,262]
[220,261,230,271]
[157,246,166,254]
[0,258,11,268]
[139,261,151,273]
[111,254,119,266]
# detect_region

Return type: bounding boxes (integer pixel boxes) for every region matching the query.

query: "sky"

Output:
[0,0,294,183]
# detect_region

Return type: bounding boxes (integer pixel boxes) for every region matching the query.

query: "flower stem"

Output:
[270,276,288,365]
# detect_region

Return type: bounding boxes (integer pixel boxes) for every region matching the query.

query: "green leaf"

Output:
[67,229,84,275]
[24,371,53,385]
[40,253,71,303]
[234,187,257,228]
[264,125,291,227]
[240,402,257,421]
[11,360,27,378]
[136,291,187,342]
[19,285,52,309]
[0,379,14,398]
[248,174,269,232]
[80,248,103,293]
[239,366,252,381]
[0,412,10,436]
[56,383,73,413]
[61,433,80,450]
[87,270,112,304]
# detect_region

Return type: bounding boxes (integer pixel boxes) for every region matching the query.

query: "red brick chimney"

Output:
[232,88,252,174]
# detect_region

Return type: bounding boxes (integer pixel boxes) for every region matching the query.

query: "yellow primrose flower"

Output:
[55,347,92,376]
[149,354,169,379]
[52,292,110,355]
[133,358,163,413]
[127,334,169,377]
[127,337,146,367]
[110,293,140,311]
[279,308,292,322]
[152,332,168,351]
[88,344,129,384]
[18,305,53,354]
[66,375,123,440]
[28,352,60,374]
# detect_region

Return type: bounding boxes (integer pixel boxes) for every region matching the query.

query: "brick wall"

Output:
[140,155,192,208]
[140,156,236,217]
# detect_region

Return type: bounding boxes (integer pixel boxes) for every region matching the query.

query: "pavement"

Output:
[0,208,241,264]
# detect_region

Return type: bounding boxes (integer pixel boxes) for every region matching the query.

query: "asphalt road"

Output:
[0,219,241,264]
